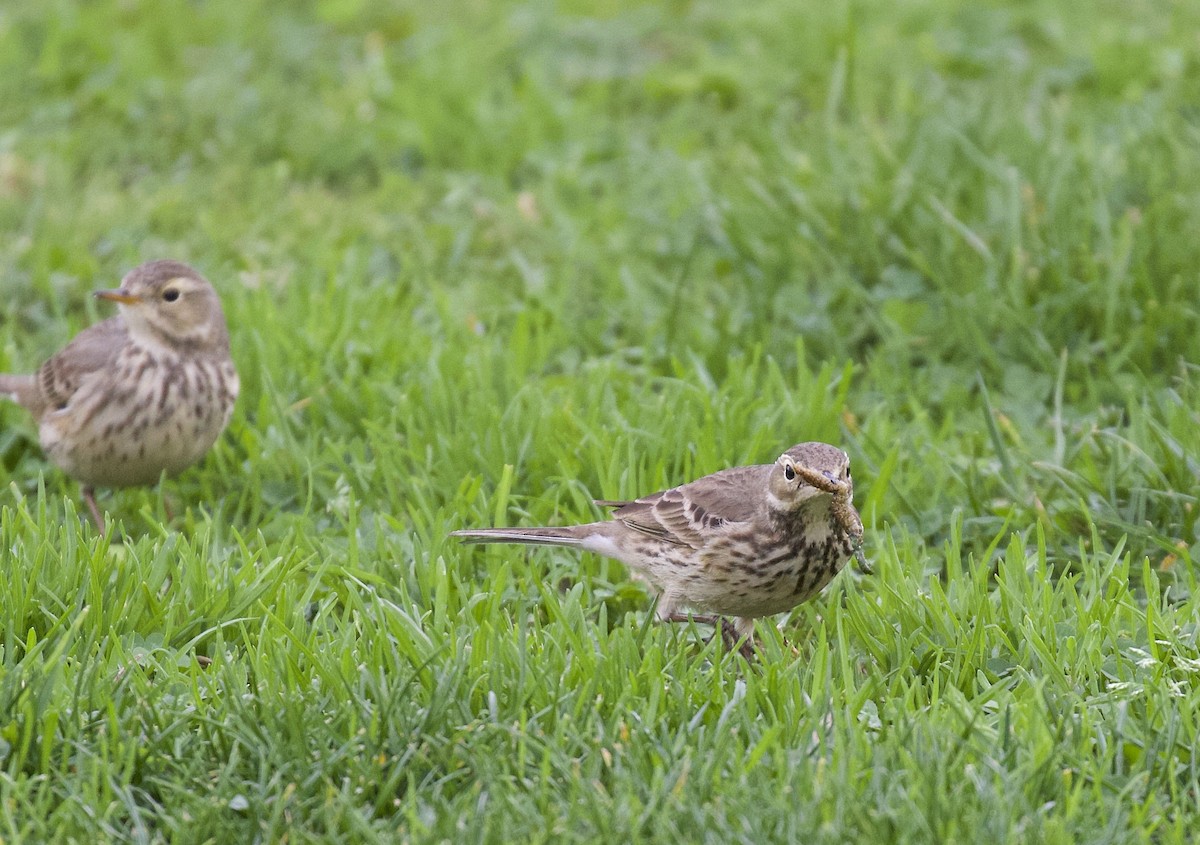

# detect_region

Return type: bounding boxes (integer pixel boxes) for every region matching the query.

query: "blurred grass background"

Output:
[0,0,1198,841]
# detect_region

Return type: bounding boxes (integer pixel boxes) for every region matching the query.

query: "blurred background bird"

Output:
[0,259,239,534]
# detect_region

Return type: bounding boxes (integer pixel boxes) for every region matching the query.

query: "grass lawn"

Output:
[1,0,1199,841]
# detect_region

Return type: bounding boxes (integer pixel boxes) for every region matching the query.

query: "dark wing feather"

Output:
[37,317,128,412]
[609,464,772,549]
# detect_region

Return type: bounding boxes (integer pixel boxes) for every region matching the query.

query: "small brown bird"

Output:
[0,260,239,534]
[451,442,864,656]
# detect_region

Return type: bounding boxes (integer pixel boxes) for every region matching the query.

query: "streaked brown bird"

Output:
[451,442,864,657]
[0,260,239,534]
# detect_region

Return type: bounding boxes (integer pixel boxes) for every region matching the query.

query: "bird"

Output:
[450,442,864,657]
[0,259,239,535]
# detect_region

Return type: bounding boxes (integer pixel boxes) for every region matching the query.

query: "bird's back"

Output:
[605,464,773,548]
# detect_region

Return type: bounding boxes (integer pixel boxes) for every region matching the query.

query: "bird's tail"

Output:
[449,526,587,548]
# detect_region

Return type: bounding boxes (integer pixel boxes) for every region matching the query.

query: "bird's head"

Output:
[766,441,853,512]
[95,260,229,353]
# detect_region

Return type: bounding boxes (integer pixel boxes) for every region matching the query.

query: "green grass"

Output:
[1,0,1199,841]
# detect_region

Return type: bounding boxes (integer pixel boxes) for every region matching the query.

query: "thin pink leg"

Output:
[82,486,105,536]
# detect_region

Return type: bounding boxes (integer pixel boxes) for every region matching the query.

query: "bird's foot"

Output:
[717,617,757,660]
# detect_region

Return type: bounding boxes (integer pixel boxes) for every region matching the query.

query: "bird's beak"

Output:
[94,289,140,305]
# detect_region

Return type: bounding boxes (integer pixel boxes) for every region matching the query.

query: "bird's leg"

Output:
[81,486,106,536]
[663,612,720,626]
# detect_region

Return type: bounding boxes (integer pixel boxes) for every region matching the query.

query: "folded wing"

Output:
[602,464,770,549]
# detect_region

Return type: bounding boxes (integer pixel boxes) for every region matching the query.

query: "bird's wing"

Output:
[609,464,771,549]
[37,317,128,412]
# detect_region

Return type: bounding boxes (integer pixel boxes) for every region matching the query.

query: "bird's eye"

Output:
[162,289,180,302]
[784,464,796,481]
